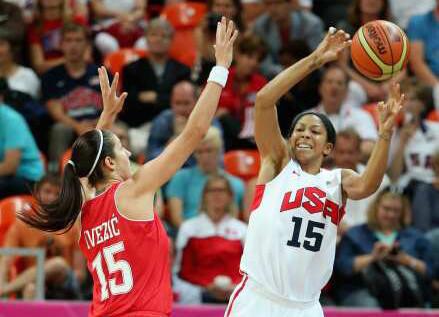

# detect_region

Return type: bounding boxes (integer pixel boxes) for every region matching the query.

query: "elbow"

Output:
[255,90,272,109]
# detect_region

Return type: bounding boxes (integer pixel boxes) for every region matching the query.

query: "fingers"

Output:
[111,72,119,96]
[118,92,128,109]
[229,29,239,45]
[220,16,227,43]
[226,19,234,41]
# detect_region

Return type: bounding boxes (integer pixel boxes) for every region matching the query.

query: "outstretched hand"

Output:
[214,17,239,69]
[377,82,405,136]
[313,27,351,66]
[98,66,128,116]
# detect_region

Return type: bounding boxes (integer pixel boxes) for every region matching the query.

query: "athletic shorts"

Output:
[224,275,324,317]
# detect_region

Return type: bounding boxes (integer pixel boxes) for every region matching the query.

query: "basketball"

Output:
[351,20,410,81]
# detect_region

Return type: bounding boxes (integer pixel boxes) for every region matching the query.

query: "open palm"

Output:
[378,82,405,133]
[315,28,351,65]
[98,66,127,115]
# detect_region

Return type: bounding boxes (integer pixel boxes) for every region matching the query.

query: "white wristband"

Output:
[207,66,229,88]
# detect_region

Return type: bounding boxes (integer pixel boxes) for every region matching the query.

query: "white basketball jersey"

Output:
[240,160,344,303]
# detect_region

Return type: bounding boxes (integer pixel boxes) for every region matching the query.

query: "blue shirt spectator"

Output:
[0,104,43,198]
[407,9,439,85]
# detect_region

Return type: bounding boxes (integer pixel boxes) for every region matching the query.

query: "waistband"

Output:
[244,274,319,309]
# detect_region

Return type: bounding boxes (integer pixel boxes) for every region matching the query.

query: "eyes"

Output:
[294,127,322,135]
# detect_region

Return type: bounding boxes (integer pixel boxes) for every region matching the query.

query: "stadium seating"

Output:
[224,150,260,181]
[0,195,34,245]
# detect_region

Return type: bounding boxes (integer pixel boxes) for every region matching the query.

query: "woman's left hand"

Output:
[98,66,128,116]
[387,250,412,267]
[377,82,405,138]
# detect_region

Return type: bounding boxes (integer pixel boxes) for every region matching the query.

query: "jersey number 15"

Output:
[286,216,325,252]
[92,241,134,301]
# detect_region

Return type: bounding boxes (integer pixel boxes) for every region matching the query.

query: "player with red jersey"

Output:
[225,28,405,317]
[19,18,238,317]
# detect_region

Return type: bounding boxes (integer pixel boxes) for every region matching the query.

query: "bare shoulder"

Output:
[115,179,156,221]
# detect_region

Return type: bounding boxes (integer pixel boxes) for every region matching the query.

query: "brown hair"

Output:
[347,0,391,31]
[236,33,267,61]
[207,0,244,31]
[366,187,410,231]
[336,128,361,151]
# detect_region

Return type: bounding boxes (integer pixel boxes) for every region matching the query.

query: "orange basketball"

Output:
[351,20,410,81]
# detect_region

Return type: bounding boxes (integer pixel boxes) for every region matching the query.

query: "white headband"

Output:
[87,129,104,178]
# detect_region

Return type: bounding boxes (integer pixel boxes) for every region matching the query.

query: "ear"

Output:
[102,156,116,171]
[323,142,333,156]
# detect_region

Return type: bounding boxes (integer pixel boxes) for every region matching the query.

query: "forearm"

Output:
[0,162,17,176]
[411,61,439,87]
[256,53,322,109]
[96,110,118,130]
[388,140,406,181]
[359,134,391,195]
[353,254,375,273]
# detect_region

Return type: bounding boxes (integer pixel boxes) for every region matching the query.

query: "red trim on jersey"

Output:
[225,274,248,317]
[249,184,265,213]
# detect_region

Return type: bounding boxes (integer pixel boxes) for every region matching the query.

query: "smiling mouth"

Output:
[296,144,312,150]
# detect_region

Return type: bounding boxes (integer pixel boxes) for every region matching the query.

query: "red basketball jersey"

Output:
[79,182,172,317]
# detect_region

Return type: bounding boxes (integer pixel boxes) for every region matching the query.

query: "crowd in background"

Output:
[0,0,439,310]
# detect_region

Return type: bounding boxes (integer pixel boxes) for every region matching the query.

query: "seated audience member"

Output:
[411,149,439,232]
[335,187,433,308]
[173,175,247,304]
[407,1,439,87]
[0,175,85,299]
[147,81,222,167]
[252,0,324,78]
[217,33,267,150]
[42,23,102,171]
[91,0,146,55]
[276,40,320,136]
[334,129,390,233]
[193,0,244,85]
[312,0,351,29]
[122,18,191,154]
[167,126,245,228]
[0,0,25,62]
[27,0,87,74]
[0,103,44,199]
[312,65,377,160]
[389,0,435,30]
[426,228,439,307]
[388,79,439,197]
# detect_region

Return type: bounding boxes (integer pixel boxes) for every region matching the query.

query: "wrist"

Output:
[378,130,392,141]
[208,65,229,87]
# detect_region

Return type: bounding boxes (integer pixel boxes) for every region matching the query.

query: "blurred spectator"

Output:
[388,80,439,196]
[217,33,267,150]
[337,0,406,102]
[173,175,246,304]
[389,0,435,30]
[407,0,439,87]
[167,126,245,228]
[0,103,43,199]
[276,39,320,136]
[147,81,222,167]
[91,0,146,55]
[333,129,390,233]
[27,0,87,74]
[0,174,85,299]
[122,18,191,153]
[252,0,324,78]
[411,149,439,232]
[312,0,351,29]
[335,187,433,308]
[42,23,102,171]
[426,228,439,307]
[312,65,377,160]
[0,0,25,62]
[193,0,244,85]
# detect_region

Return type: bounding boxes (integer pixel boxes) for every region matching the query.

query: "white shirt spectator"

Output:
[342,164,391,227]
[312,103,378,141]
[389,0,435,29]
[7,66,40,99]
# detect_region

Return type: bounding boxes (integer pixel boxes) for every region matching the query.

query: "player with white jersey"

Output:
[225,27,405,317]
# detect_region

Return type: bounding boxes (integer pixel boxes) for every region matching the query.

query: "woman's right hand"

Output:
[213,17,239,69]
[371,242,391,261]
[312,27,351,67]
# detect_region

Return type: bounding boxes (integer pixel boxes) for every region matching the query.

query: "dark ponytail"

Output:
[18,130,115,232]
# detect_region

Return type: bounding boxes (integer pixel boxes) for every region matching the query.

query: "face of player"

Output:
[289,115,333,165]
[110,134,132,180]
[319,68,348,113]
[195,140,220,173]
[333,136,360,170]
[235,52,260,78]
[204,179,232,221]
[171,83,196,118]
[211,0,237,20]
[0,39,12,65]
[61,31,88,63]
[376,195,403,232]
[360,0,384,16]
[146,27,172,56]
[37,182,60,205]
[264,0,290,23]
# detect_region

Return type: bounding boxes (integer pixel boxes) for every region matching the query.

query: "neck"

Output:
[200,166,219,175]
[43,8,62,21]
[235,69,249,82]
[300,159,323,175]
[322,100,341,114]
[149,53,168,65]
[207,209,225,224]
[361,13,378,25]
[0,61,16,77]
[66,60,86,75]
[95,177,123,193]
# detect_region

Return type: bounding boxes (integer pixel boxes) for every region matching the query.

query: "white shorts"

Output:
[224,275,324,317]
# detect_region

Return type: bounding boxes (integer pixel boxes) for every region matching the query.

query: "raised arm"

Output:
[255,28,351,182]
[342,83,405,200]
[129,17,238,193]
